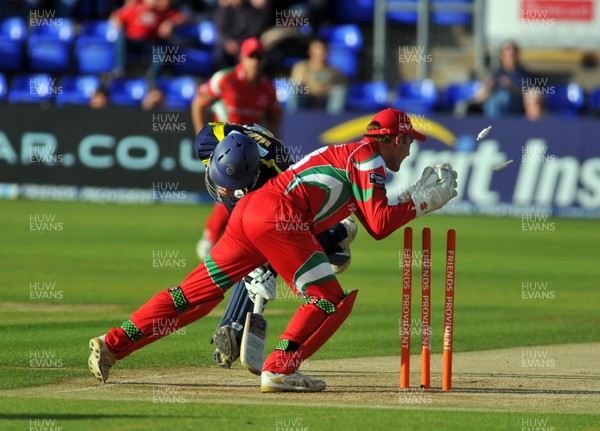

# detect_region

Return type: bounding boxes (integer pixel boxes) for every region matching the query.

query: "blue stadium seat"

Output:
[171,47,213,77]
[107,78,148,106]
[174,21,216,47]
[393,79,439,114]
[433,0,472,26]
[56,75,100,106]
[346,81,390,111]
[0,17,27,72]
[388,0,418,24]
[8,74,56,103]
[155,76,197,110]
[0,72,6,100]
[319,24,363,52]
[587,87,600,114]
[441,81,482,110]
[327,47,358,78]
[27,18,75,73]
[75,21,119,74]
[544,83,584,117]
[335,0,374,23]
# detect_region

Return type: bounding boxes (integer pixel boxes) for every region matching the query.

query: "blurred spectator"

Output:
[213,0,269,69]
[89,87,108,109]
[191,36,281,260]
[287,37,347,114]
[475,41,532,117]
[110,0,186,80]
[141,87,164,109]
[523,88,544,121]
[191,36,280,134]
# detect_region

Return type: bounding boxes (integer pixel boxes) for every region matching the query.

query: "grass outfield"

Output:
[1,199,599,430]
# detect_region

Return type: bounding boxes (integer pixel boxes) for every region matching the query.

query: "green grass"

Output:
[0,397,598,431]
[1,200,599,430]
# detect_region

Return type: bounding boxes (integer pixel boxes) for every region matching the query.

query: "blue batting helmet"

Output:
[206,131,261,204]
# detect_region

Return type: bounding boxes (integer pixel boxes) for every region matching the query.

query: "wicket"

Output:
[400,227,456,391]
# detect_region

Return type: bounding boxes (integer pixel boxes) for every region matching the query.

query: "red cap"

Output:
[365,108,427,142]
[240,37,266,57]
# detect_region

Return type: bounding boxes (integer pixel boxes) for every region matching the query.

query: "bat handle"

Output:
[253,295,264,313]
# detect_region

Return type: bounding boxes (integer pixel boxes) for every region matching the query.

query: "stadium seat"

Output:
[8,74,56,103]
[174,21,216,47]
[346,81,390,111]
[587,87,600,114]
[0,72,6,100]
[155,76,197,110]
[327,47,358,78]
[441,81,483,110]
[27,18,75,73]
[75,21,119,74]
[432,0,472,26]
[0,17,27,72]
[387,0,418,24]
[319,24,363,52]
[393,79,439,114]
[107,78,148,107]
[55,75,100,106]
[335,0,374,23]
[544,83,585,117]
[171,47,213,77]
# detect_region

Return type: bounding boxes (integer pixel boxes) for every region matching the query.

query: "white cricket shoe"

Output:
[260,371,326,393]
[196,230,214,261]
[88,336,116,383]
[331,217,358,274]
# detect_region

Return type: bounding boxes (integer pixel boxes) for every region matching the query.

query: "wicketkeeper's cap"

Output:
[365,108,427,142]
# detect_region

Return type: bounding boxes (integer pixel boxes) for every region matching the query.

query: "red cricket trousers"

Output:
[104,188,346,374]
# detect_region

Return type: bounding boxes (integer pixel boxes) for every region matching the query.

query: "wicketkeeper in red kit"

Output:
[88,108,458,392]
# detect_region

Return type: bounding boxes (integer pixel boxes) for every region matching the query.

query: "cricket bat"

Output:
[240,295,267,375]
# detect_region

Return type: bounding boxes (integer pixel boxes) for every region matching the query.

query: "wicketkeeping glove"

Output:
[244,265,277,301]
[399,163,458,217]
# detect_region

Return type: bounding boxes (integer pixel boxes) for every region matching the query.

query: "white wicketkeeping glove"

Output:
[244,265,277,301]
[399,163,458,217]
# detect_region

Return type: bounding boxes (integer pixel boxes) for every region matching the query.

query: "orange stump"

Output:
[400,227,413,389]
[420,227,431,389]
[442,229,456,391]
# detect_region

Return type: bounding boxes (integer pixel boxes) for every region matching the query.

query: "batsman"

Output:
[88,108,458,392]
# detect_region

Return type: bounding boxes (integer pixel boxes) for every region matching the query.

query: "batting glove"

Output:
[244,265,277,301]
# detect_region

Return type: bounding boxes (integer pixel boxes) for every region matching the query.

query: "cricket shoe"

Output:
[330,217,357,274]
[212,325,240,368]
[260,371,326,393]
[88,336,116,383]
